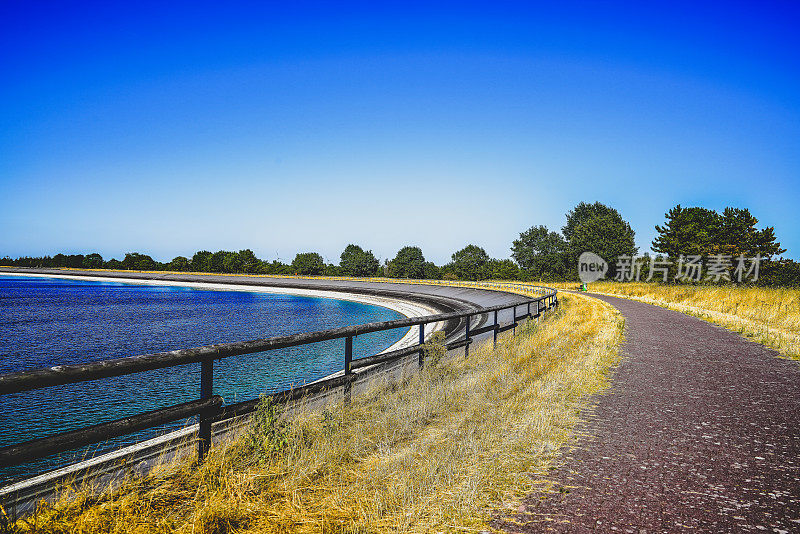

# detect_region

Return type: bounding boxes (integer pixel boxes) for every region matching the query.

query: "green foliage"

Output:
[208,251,228,273]
[760,259,800,286]
[53,253,85,268]
[423,261,441,280]
[263,259,291,275]
[339,244,380,277]
[291,252,325,275]
[652,205,785,259]
[564,202,637,277]
[652,205,721,258]
[488,258,520,280]
[168,256,191,272]
[237,249,262,273]
[422,330,447,367]
[388,246,426,278]
[449,244,490,280]
[511,225,569,280]
[82,253,104,269]
[191,250,212,272]
[121,252,157,271]
[239,398,289,464]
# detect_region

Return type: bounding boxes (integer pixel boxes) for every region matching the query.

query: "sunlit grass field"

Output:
[583,281,800,360]
[8,293,623,534]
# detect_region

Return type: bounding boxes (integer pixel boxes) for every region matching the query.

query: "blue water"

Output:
[0,276,406,484]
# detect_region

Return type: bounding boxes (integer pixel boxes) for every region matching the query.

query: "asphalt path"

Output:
[493,294,800,533]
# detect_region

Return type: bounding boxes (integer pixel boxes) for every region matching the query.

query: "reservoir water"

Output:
[0,275,407,484]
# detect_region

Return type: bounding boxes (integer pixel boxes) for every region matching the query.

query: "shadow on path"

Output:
[492,294,800,533]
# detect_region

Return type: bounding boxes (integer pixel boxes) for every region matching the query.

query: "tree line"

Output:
[0,243,521,281]
[2,202,797,285]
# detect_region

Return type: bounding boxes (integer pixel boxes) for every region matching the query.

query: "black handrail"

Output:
[0,284,557,473]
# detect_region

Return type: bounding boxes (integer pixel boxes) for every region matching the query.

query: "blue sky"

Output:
[2,1,798,264]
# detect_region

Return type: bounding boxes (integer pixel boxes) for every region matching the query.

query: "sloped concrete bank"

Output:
[0,268,532,515]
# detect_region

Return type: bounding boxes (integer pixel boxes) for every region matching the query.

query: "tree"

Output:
[388,246,426,278]
[423,261,441,280]
[652,205,721,258]
[238,249,262,273]
[222,252,243,273]
[511,225,569,279]
[489,259,520,280]
[191,251,212,272]
[168,256,191,272]
[339,244,380,277]
[652,205,786,259]
[449,244,490,280]
[206,251,228,273]
[291,252,325,275]
[569,213,637,277]
[563,202,637,277]
[121,252,156,271]
[83,253,104,269]
[715,207,785,257]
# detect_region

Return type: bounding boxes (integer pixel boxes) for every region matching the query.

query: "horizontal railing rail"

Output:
[0,281,557,478]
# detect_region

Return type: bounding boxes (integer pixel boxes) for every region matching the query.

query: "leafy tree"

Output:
[262,260,290,275]
[168,256,191,271]
[563,202,637,276]
[222,252,243,273]
[121,252,156,271]
[489,259,520,280]
[388,246,426,278]
[191,251,212,272]
[449,244,490,280]
[423,261,441,280]
[53,253,85,268]
[511,225,569,279]
[339,244,380,277]
[238,249,262,273]
[105,258,123,270]
[208,251,230,273]
[83,253,104,269]
[291,252,325,275]
[569,212,637,277]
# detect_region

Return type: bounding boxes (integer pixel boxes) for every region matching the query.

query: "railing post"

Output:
[512,305,517,335]
[493,309,498,347]
[197,357,213,461]
[527,301,531,322]
[464,315,470,358]
[344,336,353,403]
[418,323,425,367]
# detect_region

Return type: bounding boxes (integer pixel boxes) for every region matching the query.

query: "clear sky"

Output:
[2,1,798,264]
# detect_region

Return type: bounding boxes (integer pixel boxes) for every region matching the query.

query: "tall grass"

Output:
[587,281,800,360]
[6,294,622,533]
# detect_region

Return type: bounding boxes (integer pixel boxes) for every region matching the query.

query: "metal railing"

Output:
[0,283,557,474]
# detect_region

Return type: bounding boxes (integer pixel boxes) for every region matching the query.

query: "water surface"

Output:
[0,275,406,483]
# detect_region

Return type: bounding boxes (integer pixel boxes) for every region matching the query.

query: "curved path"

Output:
[494,294,800,533]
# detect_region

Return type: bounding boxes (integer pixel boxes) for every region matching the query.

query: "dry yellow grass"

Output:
[6,293,622,534]
[586,281,800,360]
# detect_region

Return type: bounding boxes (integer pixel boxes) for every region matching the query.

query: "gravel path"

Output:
[492,294,800,533]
